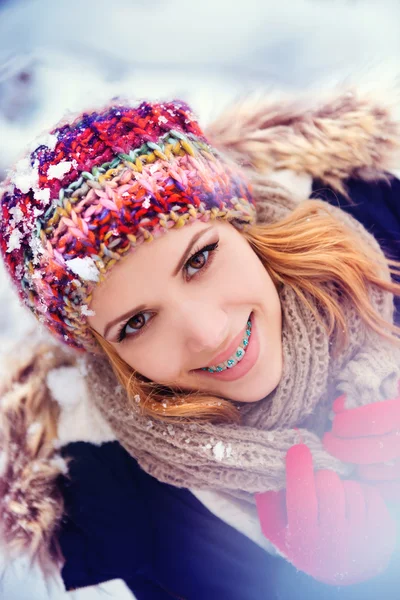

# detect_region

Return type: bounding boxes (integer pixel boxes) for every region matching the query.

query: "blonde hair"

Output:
[93,197,400,424]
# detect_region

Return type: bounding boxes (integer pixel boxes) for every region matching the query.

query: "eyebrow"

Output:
[103,226,214,339]
[171,226,213,276]
[103,303,147,340]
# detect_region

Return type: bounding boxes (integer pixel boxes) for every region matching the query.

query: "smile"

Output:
[201,318,252,373]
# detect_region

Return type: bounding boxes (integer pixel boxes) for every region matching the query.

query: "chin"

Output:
[228,361,283,403]
[233,383,280,403]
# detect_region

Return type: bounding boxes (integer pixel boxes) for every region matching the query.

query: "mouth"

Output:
[193,311,259,382]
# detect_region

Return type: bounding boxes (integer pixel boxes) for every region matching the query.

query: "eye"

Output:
[184,241,219,280]
[117,312,152,343]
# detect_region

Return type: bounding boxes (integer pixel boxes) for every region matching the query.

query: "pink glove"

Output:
[256,444,397,586]
[323,391,400,502]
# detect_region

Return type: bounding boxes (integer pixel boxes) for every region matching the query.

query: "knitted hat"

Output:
[0,100,255,351]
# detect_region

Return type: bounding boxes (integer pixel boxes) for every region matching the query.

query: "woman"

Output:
[1,88,400,600]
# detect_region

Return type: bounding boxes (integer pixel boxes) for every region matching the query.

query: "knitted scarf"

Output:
[85,176,400,501]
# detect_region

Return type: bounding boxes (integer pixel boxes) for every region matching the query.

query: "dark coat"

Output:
[59,176,400,600]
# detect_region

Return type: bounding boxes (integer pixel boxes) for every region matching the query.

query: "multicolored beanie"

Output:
[0,100,255,351]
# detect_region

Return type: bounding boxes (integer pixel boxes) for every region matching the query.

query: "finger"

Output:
[361,483,397,568]
[331,398,400,438]
[314,470,346,529]
[357,458,400,481]
[342,480,366,530]
[323,430,400,464]
[285,444,318,530]
[255,489,287,548]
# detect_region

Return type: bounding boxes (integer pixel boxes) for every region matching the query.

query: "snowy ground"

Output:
[0,0,400,597]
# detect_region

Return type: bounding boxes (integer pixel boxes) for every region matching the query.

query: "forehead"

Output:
[90,219,216,306]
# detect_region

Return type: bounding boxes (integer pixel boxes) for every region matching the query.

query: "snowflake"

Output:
[142,196,151,209]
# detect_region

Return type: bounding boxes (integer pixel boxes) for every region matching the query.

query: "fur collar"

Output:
[1,84,400,569]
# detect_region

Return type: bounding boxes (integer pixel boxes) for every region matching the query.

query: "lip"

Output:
[194,312,259,382]
[201,317,250,370]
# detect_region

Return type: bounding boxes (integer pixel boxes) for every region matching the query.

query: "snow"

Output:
[46,365,87,408]
[27,422,42,436]
[141,196,151,209]
[6,228,22,252]
[29,234,44,265]
[212,441,233,461]
[0,450,6,476]
[65,256,99,282]
[1,0,400,597]
[11,157,39,193]
[81,305,96,317]
[33,187,50,203]
[47,160,74,180]
[29,132,58,153]
[9,205,23,224]
[213,441,225,461]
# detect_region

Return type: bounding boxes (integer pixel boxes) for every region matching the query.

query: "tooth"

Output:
[202,332,251,373]
[235,347,245,361]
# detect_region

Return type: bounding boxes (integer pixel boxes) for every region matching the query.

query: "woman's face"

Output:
[89,220,283,403]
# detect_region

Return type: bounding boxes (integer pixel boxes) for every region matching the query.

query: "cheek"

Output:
[117,339,182,384]
[232,250,277,306]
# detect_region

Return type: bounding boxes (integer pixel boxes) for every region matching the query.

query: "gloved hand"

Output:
[256,444,397,586]
[323,391,400,502]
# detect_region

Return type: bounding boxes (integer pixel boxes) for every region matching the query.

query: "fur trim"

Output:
[0,343,116,569]
[0,343,75,571]
[206,86,400,195]
[1,84,400,569]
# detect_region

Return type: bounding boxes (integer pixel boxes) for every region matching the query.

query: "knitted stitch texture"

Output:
[1,86,400,564]
[85,181,400,501]
[0,101,255,351]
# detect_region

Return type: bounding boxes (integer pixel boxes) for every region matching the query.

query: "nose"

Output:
[181,302,229,355]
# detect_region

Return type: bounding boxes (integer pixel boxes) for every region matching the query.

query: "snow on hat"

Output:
[0,100,255,352]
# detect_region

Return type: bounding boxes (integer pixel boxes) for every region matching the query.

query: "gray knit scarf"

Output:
[86,177,400,501]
